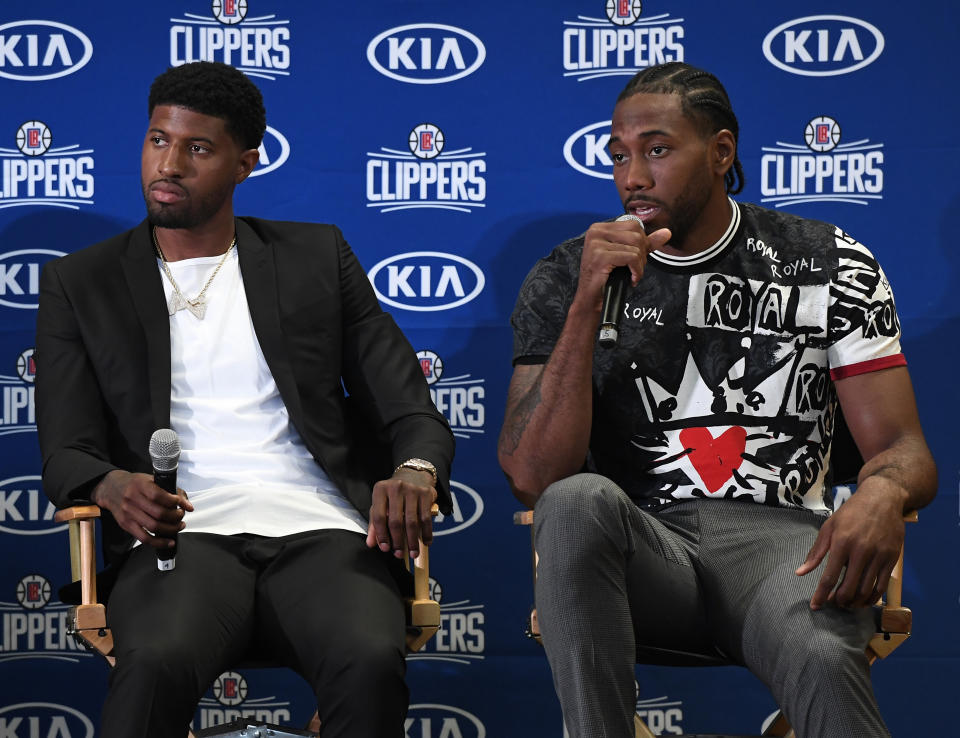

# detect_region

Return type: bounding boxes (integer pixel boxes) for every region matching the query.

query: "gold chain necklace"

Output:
[152,227,236,320]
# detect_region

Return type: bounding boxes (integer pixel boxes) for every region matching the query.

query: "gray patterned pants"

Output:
[533,473,890,738]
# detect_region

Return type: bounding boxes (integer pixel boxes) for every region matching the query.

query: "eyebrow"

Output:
[607,128,674,149]
[147,128,216,146]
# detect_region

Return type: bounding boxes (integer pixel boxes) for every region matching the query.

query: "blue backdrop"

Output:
[0,2,956,736]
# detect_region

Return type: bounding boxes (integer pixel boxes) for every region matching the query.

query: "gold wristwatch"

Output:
[394,458,438,485]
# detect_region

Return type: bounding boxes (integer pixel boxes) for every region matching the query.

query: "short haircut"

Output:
[148,61,266,150]
[618,62,744,194]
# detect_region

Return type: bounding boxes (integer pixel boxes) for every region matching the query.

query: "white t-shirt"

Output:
[156,246,367,537]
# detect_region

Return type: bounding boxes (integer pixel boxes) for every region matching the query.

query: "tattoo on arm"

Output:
[499,370,543,456]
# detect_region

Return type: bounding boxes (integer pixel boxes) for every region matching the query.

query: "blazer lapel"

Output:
[119,221,172,430]
[235,219,305,426]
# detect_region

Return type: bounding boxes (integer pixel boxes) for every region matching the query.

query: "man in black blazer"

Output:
[35,62,454,738]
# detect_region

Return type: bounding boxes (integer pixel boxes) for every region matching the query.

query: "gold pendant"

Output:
[168,292,207,319]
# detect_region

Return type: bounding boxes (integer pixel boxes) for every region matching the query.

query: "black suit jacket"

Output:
[36,217,455,567]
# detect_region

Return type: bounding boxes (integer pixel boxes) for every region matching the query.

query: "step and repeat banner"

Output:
[1,2,957,736]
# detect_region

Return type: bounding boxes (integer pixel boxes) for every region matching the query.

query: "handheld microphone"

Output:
[149,428,181,572]
[599,214,645,347]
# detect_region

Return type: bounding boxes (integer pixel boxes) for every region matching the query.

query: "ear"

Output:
[712,129,736,178]
[235,148,260,184]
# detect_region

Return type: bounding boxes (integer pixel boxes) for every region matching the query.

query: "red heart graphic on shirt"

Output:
[678,426,747,494]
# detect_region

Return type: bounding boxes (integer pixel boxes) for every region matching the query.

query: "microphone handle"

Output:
[599,267,630,347]
[154,467,178,570]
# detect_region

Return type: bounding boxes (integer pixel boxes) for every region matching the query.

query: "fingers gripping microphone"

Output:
[149,428,181,572]
[599,214,645,347]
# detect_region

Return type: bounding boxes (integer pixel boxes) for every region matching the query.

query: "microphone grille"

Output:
[616,213,646,232]
[149,428,181,471]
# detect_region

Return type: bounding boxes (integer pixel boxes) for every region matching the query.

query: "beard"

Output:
[142,179,233,229]
[661,171,714,251]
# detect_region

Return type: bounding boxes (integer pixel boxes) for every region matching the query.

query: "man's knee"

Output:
[535,473,623,529]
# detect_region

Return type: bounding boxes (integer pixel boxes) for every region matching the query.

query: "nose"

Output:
[621,156,653,192]
[158,144,185,178]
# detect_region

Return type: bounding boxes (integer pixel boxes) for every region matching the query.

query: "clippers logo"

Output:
[212,0,248,25]
[564,120,614,179]
[763,15,884,76]
[367,123,486,213]
[368,252,485,311]
[0,350,38,436]
[1,123,95,210]
[194,671,292,731]
[432,481,483,537]
[367,23,485,84]
[249,125,289,177]
[405,704,486,738]
[170,3,290,81]
[0,250,66,309]
[563,4,685,82]
[635,695,684,735]
[408,578,485,665]
[0,574,90,663]
[0,20,93,81]
[418,350,485,440]
[761,117,884,207]
[0,703,94,738]
[0,476,62,535]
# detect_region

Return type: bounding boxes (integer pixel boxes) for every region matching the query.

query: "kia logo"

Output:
[0,20,93,81]
[367,23,485,84]
[762,15,884,77]
[368,251,485,312]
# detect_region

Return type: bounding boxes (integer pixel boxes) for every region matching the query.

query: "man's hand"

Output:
[366,468,437,559]
[796,477,906,610]
[577,219,672,309]
[91,469,193,549]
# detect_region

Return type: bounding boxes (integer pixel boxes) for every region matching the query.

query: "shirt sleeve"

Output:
[510,243,579,365]
[827,229,906,380]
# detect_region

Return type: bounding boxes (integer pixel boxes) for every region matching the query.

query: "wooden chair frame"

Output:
[55,503,441,736]
[514,508,917,738]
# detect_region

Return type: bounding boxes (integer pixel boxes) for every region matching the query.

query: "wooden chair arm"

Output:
[405,503,441,652]
[55,504,102,605]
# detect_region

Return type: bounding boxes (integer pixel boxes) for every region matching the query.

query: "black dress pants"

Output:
[100,529,409,738]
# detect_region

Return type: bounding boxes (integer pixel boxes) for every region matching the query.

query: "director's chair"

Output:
[55,502,441,737]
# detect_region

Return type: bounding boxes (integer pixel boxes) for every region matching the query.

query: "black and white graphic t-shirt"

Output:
[511,200,905,512]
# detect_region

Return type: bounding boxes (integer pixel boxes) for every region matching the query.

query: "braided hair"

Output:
[617,62,744,194]
[148,62,266,151]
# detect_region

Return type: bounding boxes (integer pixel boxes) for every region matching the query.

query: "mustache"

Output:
[624,195,665,209]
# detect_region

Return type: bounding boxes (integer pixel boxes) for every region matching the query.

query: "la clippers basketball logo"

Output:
[417,350,485,441]
[170,2,291,80]
[213,672,247,706]
[408,577,485,666]
[0,574,90,663]
[212,0,248,25]
[0,122,94,209]
[562,3,685,82]
[195,671,293,730]
[367,123,486,213]
[0,349,37,436]
[760,116,884,207]
[16,574,50,610]
[0,20,93,81]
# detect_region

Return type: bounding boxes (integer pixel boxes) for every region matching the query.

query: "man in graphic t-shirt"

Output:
[498,62,936,738]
